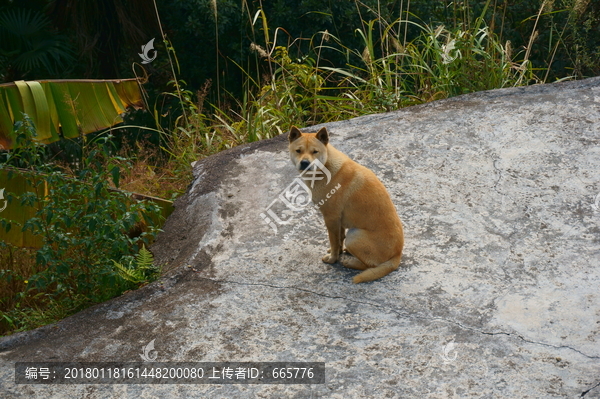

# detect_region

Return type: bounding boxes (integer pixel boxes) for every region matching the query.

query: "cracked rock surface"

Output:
[1,77,600,398]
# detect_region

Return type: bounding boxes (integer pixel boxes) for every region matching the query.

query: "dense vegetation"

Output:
[0,0,598,335]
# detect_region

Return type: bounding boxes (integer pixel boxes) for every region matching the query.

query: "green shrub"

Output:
[0,116,163,333]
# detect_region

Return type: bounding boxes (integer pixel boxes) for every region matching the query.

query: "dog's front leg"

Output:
[327,225,345,254]
[322,217,342,264]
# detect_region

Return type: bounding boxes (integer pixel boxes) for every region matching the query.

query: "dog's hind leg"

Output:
[352,254,402,284]
[340,253,368,270]
[343,228,402,283]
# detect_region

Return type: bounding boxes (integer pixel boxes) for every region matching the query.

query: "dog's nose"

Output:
[299,160,311,170]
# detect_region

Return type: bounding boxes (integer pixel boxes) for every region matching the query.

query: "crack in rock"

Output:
[580,380,600,398]
[199,277,600,361]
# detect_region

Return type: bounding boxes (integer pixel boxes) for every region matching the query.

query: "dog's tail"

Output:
[352,253,402,284]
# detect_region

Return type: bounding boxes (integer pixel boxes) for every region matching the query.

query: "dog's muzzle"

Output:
[299,160,311,170]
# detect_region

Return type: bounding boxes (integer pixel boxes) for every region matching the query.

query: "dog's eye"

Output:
[296,149,301,153]
[312,150,319,154]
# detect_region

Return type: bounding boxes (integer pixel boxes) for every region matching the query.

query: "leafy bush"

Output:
[0,116,163,333]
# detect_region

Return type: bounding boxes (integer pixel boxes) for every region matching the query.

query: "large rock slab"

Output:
[1,78,600,398]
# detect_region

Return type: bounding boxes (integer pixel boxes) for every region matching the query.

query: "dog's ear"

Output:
[316,127,329,145]
[289,126,302,143]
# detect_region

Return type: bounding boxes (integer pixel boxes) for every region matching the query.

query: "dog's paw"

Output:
[322,254,338,264]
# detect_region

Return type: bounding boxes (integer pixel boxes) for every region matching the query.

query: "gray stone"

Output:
[1,77,600,398]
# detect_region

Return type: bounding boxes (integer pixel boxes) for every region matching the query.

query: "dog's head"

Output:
[288,126,329,171]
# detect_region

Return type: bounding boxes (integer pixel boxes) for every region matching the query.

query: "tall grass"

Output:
[152,1,595,174]
[197,0,545,144]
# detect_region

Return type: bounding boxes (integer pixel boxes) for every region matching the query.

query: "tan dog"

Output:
[288,126,404,283]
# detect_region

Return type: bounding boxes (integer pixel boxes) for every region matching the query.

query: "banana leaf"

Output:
[0,79,144,149]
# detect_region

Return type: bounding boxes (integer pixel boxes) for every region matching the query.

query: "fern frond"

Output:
[112,260,145,283]
[135,245,154,269]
